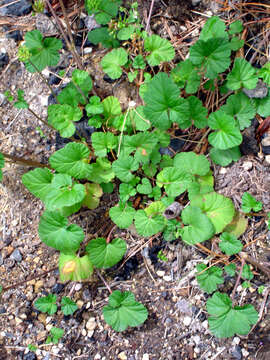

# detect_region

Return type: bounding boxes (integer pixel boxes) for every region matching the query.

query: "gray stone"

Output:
[243,79,268,98]
[0,0,32,16]
[10,248,22,262]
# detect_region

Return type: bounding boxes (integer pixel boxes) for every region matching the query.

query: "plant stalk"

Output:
[2,152,48,168]
[44,0,83,70]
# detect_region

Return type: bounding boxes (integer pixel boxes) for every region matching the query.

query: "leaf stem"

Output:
[231,257,245,304]
[2,152,48,168]
[96,270,112,294]
[44,0,83,70]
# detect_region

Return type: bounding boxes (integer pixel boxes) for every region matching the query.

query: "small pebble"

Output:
[118,352,127,360]
[231,345,242,360]
[156,270,165,277]
[10,248,22,262]
[183,316,192,326]
[219,167,227,175]
[142,355,150,360]
[163,275,172,282]
[74,283,82,291]
[241,349,249,357]
[86,317,97,331]
[242,161,253,171]
[23,352,37,360]
[0,52,9,68]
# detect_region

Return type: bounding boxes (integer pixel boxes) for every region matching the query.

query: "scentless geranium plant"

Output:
[2,5,270,336]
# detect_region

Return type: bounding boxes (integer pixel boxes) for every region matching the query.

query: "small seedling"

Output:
[46,327,64,344]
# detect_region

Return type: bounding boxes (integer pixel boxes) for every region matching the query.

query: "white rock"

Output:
[242,348,249,357]
[94,354,101,360]
[156,270,165,277]
[163,275,172,282]
[142,354,150,360]
[88,330,94,338]
[265,155,270,165]
[192,0,201,5]
[193,335,201,345]
[219,167,227,174]
[39,95,48,107]
[75,283,82,291]
[232,336,240,345]
[81,328,87,337]
[183,316,192,326]
[41,69,50,77]
[83,47,92,54]
[118,351,127,360]
[202,320,208,329]
[242,161,253,171]
[52,346,59,355]
[86,317,97,331]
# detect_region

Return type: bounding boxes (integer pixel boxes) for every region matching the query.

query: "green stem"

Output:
[27,108,55,130]
[2,152,48,168]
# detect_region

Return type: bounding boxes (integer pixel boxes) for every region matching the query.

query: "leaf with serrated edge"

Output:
[174,152,210,176]
[144,35,175,66]
[196,263,224,294]
[101,48,128,79]
[59,254,94,281]
[207,292,258,338]
[134,209,166,237]
[219,232,243,255]
[22,168,53,202]
[226,57,258,90]
[103,290,148,332]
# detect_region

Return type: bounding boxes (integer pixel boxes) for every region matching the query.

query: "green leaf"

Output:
[156,167,192,197]
[0,153,4,182]
[88,27,119,48]
[82,182,103,210]
[121,133,158,163]
[24,30,62,72]
[259,62,270,85]
[229,37,244,51]
[210,147,241,166]
[145,201,166,217]
[229,20,243,35]
[101,48,128,79]
[103,290,148,332]
[128,71,138,83]
[144,72,189,130]
[224,263,236,277]
[112,155,139,182]
[34,294,57,315]
[226,58,258,90]
[91,132,118,157]
[14,89,28,109]
[57,70,92,107]
[242,264,254,280]
[219,232,243,255]
[185,96,208,129]
[22,168,53,202]
[102,96,122,119]
[134,209,166,237]
[241,192,262,213]
[221,92,256,130]
[128,106,150,131]
[86,96,104,115]
[208,111,242,150]
[171,59,201,94]
[180,206,215,245]
[133,54,146,69]
[117,25,136,40]
[46,327,64,344]
[255,92,270,117]
[207,292,258,338]
[196,263,224,294]
[44,175,86,211]
[191,192,235,234]
[86,237,127,268]
[190,38,231,79]
[61,297,78,315]
[49,142,92,179]
[200,16,228,41]
[119,183,136,202]
[47,104,82,138]
[137,178,152,195]
[87,158,115,184]
[59,253,94,281]
[38,211,84,253]
[144,35,175,66]
[174,152,210,176]
[109,202,136,228]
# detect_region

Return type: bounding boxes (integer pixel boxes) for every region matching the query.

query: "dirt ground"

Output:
[1,1,270,359]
